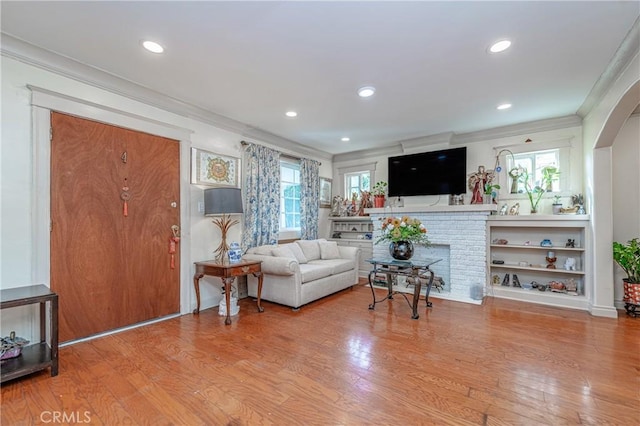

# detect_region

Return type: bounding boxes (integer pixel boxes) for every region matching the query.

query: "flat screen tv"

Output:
[388,147,467,197]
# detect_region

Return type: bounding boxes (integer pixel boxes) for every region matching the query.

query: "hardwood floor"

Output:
[2,282,639,425]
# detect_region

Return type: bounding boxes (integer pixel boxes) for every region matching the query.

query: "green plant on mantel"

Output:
[484,183,501,195]
[372,181,388,196]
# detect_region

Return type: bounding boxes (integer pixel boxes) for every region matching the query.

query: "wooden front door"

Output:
[50,112,180,342]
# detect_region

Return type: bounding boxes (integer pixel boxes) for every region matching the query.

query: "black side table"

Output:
[1,284,59,384]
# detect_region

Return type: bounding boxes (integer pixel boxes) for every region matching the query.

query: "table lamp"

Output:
[204,187,243,262]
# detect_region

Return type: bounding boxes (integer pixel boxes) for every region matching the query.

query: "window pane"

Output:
[509,149,560,194]
[344,171,370,198]
[280,161,301,230]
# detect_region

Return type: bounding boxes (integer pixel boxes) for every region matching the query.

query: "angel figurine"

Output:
[330,195,344,217]
[468,165,495,204]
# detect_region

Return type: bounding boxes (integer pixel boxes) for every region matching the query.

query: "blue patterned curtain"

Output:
[241,144,282,248]
[300,158,320,240]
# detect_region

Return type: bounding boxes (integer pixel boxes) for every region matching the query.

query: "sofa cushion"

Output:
[308,259,356,275]
[319,241,341,260]
[299,263,333,283]
[296,240,321,261]
[283,243,308,264]
[271,245,296,259]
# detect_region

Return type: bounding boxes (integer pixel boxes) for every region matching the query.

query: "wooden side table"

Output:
[1,284,59,383]
[193,259,263,325]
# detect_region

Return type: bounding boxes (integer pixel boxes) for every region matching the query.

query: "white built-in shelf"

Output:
[490,244,585,252]
[491,286,589,310]
[490,264,585,275]
[486,215,590,311]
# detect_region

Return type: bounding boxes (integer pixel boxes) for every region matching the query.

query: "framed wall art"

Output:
[191,148,239,187]
[320,177,332,208]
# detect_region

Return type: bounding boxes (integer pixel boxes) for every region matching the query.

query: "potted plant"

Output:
[372,181,387,208]
[483,183,501,204]
[518,167,560,213]
[552,195,562,214]
[541,166,560,192]
[613,237,640,316]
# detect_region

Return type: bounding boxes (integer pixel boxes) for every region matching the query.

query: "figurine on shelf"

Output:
[468,165,495,204]
[331,195,344,217]
[565,278,578,292]
[501,274,510,287]
[546,251,557,269]
[499,203,508,216]
[564,257,576,271]
[508,203,520,215]
[357,190,372,216]
[512,274,522,288]
[566,239,575,248]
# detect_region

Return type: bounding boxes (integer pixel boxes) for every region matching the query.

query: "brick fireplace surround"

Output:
[367,205,496,305]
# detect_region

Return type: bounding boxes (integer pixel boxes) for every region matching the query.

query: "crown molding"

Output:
[577,17,640,118]
[400,132,454,153]
[1,34,332,161]
[332,144,402,163]
[452,115,582,145]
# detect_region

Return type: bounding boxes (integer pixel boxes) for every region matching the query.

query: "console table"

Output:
[193,259,264,325]
[366,257,441,319]
[1,284,59,383]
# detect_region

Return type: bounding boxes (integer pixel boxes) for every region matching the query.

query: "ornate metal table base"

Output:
[367,258,441,320]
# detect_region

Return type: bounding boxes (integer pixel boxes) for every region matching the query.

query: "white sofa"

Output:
[243,239,360,309]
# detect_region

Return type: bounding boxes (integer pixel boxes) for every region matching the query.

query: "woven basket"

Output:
[623,281,640,305]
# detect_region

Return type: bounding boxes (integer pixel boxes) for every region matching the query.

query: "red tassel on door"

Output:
[169,236,178,269]
[121,179,130,217]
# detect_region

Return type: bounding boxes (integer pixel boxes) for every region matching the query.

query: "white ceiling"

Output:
[2,1,639,155]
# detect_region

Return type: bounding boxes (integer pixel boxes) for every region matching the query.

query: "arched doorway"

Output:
[590,79,640,317]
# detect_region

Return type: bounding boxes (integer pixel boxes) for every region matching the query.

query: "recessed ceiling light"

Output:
[489,40,511,53]
[497,103,512,110]
[285,111,298,118]
[341,137,350,142]
[142,40,164,54]
[357,86,376,98]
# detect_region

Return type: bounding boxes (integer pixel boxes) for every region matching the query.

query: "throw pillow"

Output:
[319,241,341,260]
[253,245,276,256]
[283,243,308,264]
[271,246,296,259]
[295,240,321,261]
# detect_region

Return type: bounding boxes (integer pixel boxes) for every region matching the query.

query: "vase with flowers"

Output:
[375,216,430,260]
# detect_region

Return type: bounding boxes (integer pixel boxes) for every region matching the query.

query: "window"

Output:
[280,160,300,230]
[344,171,370,200]
[508,149,560,193]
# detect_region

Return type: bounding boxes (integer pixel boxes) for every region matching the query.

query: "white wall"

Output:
[0,57,330,340]
[612,114,640,303]
[332,126,584,214]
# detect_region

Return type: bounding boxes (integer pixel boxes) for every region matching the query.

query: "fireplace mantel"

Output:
[365,204,497,215]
